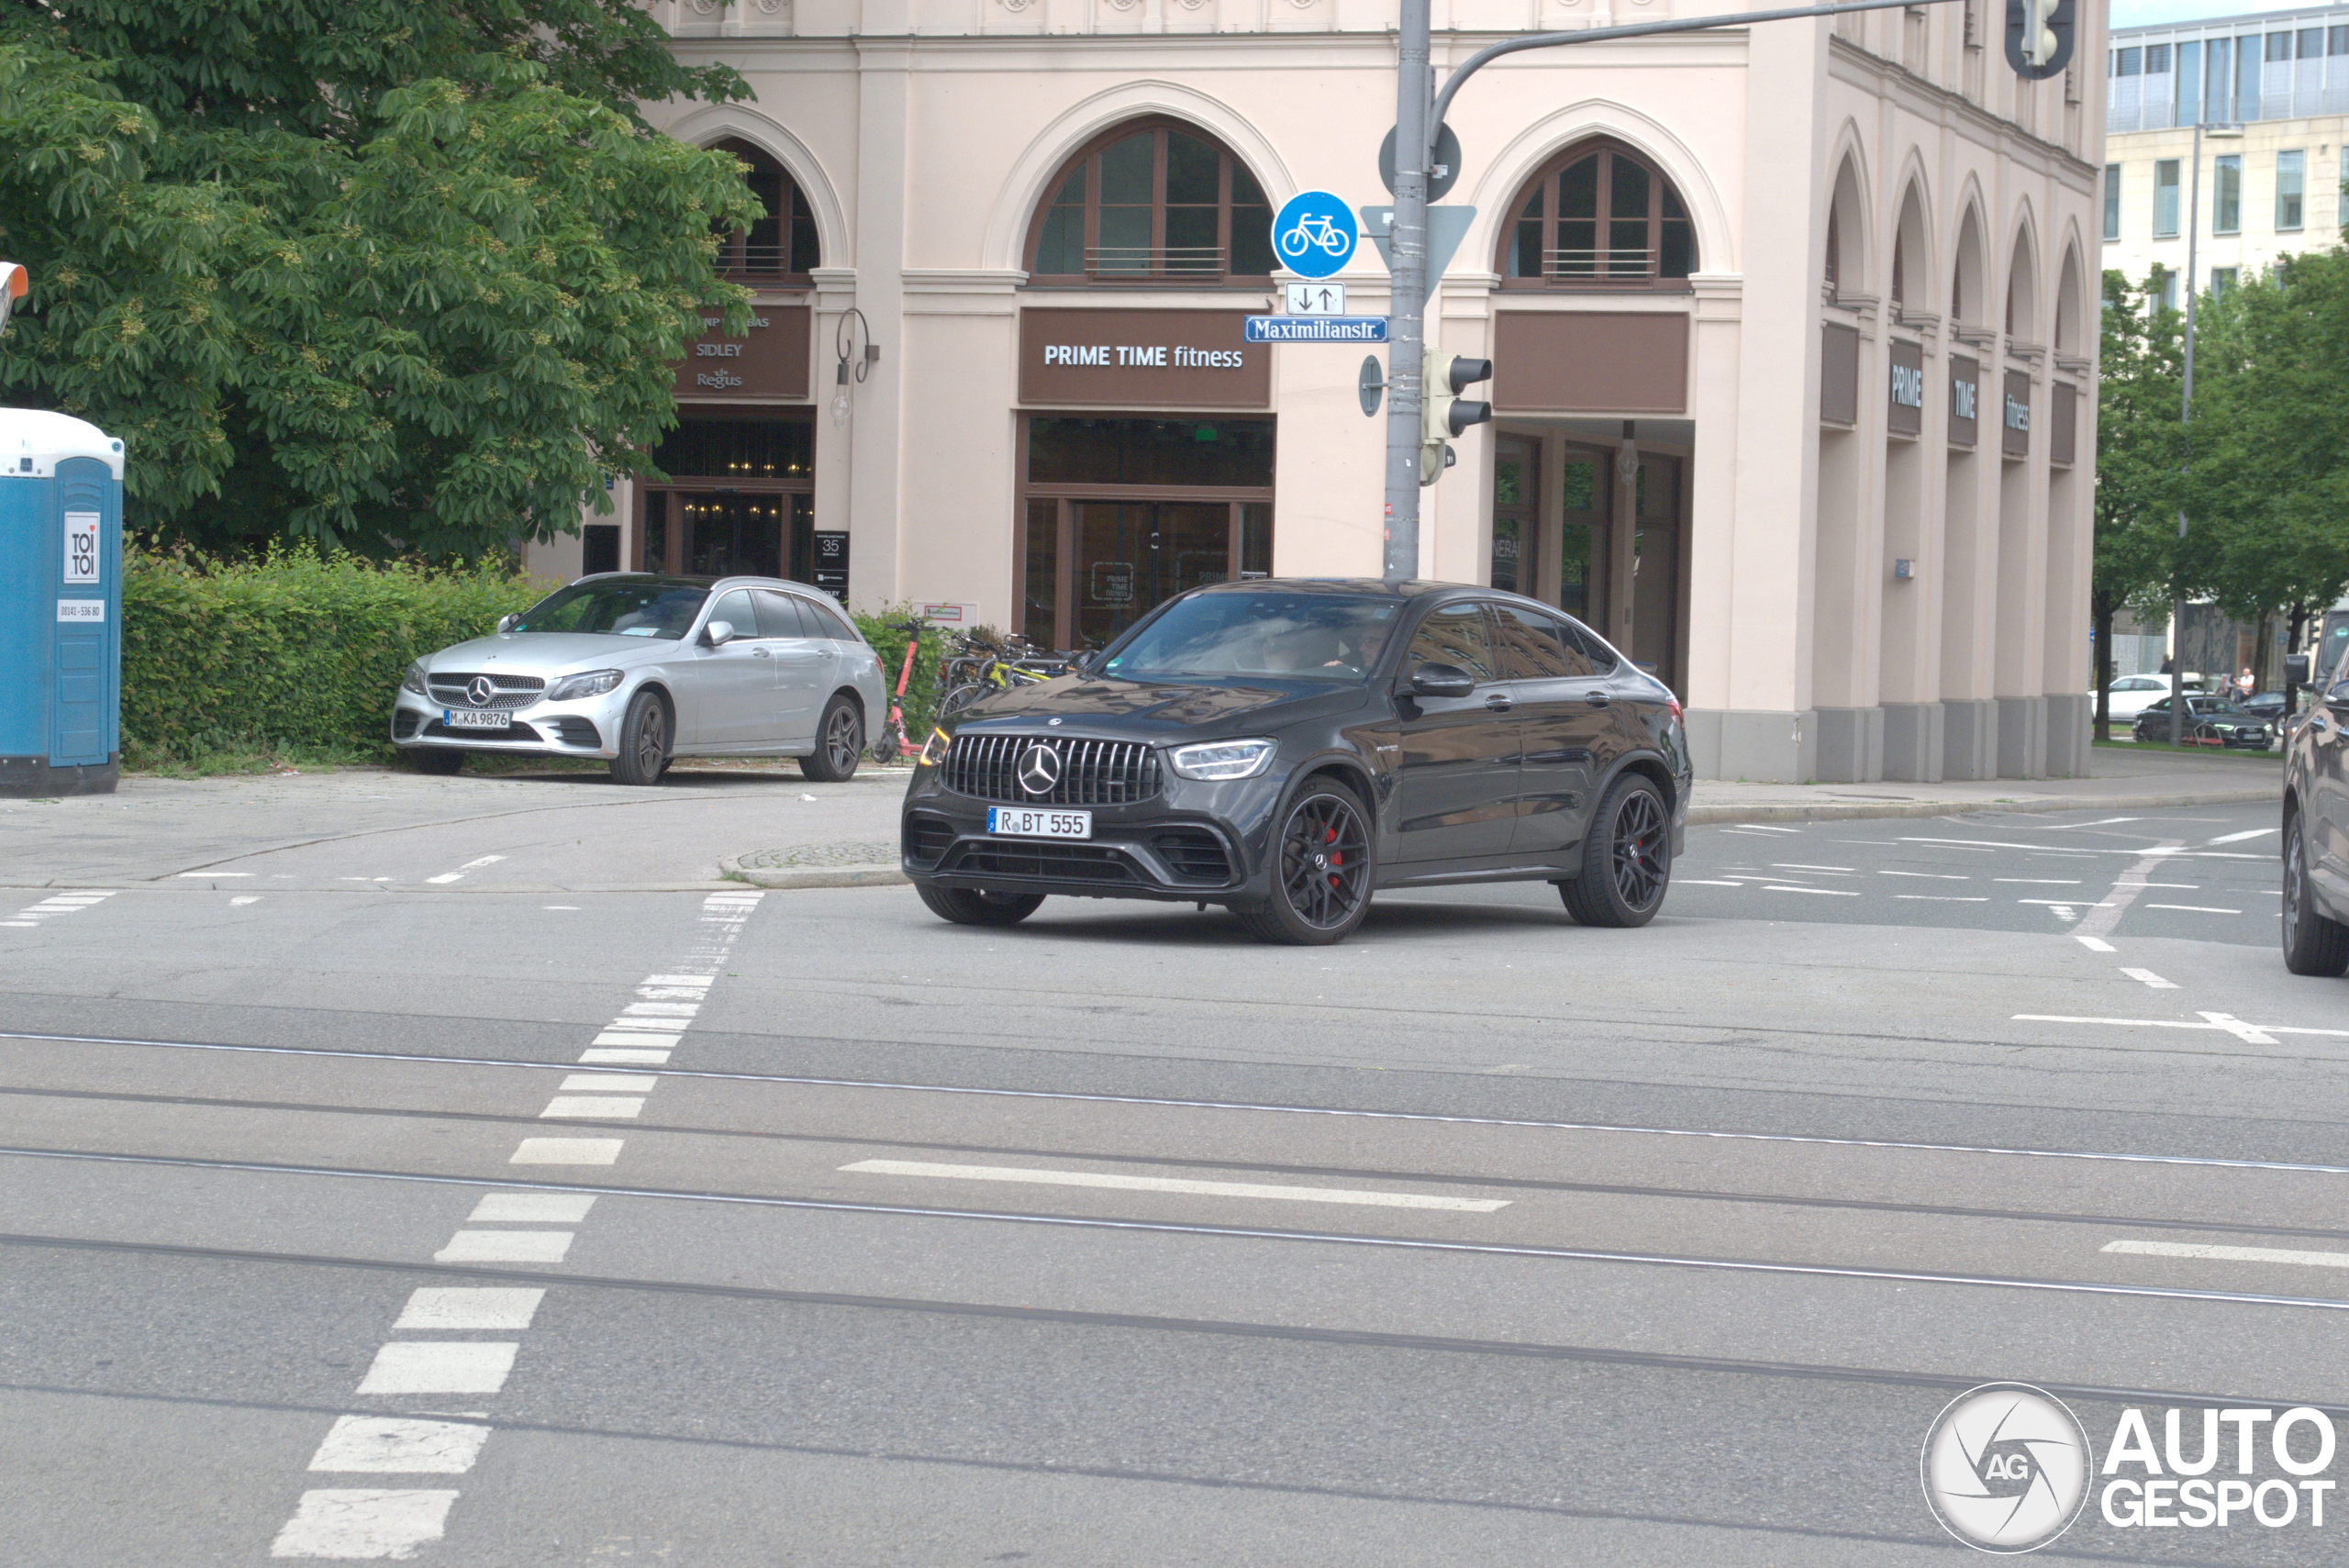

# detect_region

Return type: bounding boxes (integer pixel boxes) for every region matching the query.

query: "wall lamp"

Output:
[833,307,880,427]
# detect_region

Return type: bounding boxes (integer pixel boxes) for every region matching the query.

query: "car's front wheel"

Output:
[916,884,1045,927]
[2281,812,2349,976]
[1560,773,1672,928]
[610,690,671,787]
[801,695,863,782]
[1238,777,1375,946]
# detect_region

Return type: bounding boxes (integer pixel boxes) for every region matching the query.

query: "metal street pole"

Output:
[2170,119,2202,748]
[1381,0,1431,583]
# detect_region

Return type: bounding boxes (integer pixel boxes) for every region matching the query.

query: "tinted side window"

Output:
[799,595,858,641]
[1560,617,1619,673]
[1405,603,1498,684]
[753,591,808,639]
[708,589,757,638]
[1490,605,1580,680]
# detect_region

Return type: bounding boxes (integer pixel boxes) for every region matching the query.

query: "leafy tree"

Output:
[0,3,762,558]
[2090,269,2186,740]
[2183,250,2349,707]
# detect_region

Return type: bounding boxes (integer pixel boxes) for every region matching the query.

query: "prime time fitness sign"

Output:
[1019,309,1271,409]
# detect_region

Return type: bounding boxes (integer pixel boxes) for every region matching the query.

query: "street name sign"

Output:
[1244,316,1389,343]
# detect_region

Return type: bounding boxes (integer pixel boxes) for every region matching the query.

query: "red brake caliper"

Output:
[1325,823,1342,884]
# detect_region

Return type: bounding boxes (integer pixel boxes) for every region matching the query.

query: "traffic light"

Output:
[1419,347,1493,486]
[2005,0,2073,80]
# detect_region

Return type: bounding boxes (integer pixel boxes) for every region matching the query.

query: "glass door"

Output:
[1631,455,1680,684]
[1070,501,1235,650]
[1556,447,1609,626]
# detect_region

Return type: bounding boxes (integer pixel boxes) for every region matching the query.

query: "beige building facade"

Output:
[525,0,2107,782]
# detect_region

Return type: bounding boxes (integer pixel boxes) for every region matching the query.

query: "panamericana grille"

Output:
[941,733,1162,806]
[943,842,1139,884]
[427,673,547,711]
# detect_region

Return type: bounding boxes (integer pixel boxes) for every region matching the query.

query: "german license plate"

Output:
[986,806,1091,840]
[440,708,511,730]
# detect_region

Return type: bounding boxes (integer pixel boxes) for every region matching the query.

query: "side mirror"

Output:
[495,614,518,634]
[703,619,736,648]
[2286,653,2310,686]
[1408,662,1476,700]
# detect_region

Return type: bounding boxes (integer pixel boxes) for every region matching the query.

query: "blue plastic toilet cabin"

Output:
[0,409,126,796]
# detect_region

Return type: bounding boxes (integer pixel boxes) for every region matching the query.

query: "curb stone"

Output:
[723,784,2278,890]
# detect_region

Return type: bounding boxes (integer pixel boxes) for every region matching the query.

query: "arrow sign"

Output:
[1360,206,1477,305]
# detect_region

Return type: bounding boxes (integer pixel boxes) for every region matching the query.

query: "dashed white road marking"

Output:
[2016,1013,2346,1040]
[2020,898,2113,906]
[1677,880,1745,887]
[2074,935,2117,952]
[1997,878,2081,885]
[578,1048,670,1064]
[842,1158,1512,1211]
[1896,895,1987,903]
[539,1096,644,1119]
[2075,840,2188,942]
[2208,828,2277,845]
[308,1417,491,1474]
[558,1074,655,1094]
[1881,870,1969,880]
[1763,884,1859,896]
[2119,968,2178,990]
[426,855,507,885]
[271,1490,459,1559]
[1772,863,1854,873]
[177,871,251,877]
[2146,903,2243,915]
[509,1138,623,1165]
[355,1343,518,1396]
[230,895,261,906]
[2197,1010,2279,1045]
[1733,824,1800,833]
[434,1230,573,1263]
[467,1193,596,1224]
[393,1289,544,1331]
[2106,1239,2349,1268]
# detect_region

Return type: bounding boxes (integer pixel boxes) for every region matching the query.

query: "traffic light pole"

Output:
[1379,0,1977,584]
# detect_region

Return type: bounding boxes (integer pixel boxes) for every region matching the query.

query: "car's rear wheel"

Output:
[916,884,1045,927]
[2281,812,2349,976]
[801,695,863,782]
[1238,777,1375,946]
[1560,773,1671,928]
[610,690,671,786]
[406,749,463,775]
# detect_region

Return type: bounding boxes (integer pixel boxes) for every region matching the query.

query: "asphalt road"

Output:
[5,800,2347,1565]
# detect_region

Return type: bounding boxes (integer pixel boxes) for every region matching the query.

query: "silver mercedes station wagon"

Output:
[390,574,886,784]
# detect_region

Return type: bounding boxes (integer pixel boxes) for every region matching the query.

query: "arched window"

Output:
[1026,119,1275,284]
[1500,139,1697,289]
[713,139,818,281]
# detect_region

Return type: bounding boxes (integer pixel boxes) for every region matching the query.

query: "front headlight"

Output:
[1167,738,1278,781]
[918,727,951,768]
[401,660,429,695]
[546,669,624,702]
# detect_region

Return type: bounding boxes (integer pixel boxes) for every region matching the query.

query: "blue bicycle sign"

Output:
[1270,191,1357,279]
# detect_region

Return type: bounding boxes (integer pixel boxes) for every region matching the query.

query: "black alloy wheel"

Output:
[1560,773,1671,928]
[2281,813,2349,976]
[610,689,670,786]
[407,748,463,775]
[802,695,863,782]
[1239,777,1375,946]
[917,884,1046,927]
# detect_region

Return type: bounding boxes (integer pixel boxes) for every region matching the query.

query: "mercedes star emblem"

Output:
[1017,742,1062,796]
[467,675,497,707]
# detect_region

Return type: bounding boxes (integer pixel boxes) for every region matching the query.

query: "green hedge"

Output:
[123,549,549,765]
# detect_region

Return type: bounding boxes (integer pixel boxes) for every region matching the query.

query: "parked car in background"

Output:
[2130,695,2277,750]
[2101,673,2179,721]
[391,574,886,784]
[898,578,1691,946]
[2240,690,2291,725]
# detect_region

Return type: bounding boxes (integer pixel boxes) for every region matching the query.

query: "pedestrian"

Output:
[2236,666,2254,703]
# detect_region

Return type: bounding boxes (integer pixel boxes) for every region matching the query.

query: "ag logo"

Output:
[1920,1384,2093,1552]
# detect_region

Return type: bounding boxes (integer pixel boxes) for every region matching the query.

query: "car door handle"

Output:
[1484,693,1512,713]
[1584,690,1611,707]
[751,648,770,658]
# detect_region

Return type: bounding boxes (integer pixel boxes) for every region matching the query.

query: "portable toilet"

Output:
[0,409,127,796]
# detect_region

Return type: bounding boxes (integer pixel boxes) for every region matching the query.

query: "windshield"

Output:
[1101,593,1400,684]
[510,579,709,639]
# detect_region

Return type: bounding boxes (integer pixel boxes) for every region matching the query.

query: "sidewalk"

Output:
[722,747,2282,889]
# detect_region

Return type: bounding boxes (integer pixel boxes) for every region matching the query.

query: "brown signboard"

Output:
[2001,369,2032,460]
[2049,382,2076,467]
[673,305,811,401]
[1949,355,1979,448]
[1820,321,1859,427]
[1019,309,1269,409]
[1492,312,1688,414]
[1887,339,1924,438]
